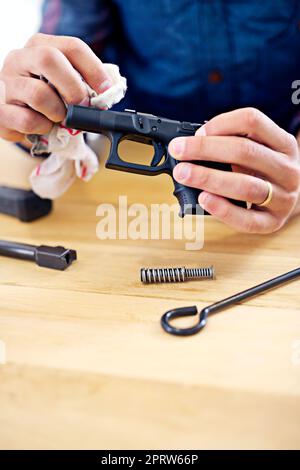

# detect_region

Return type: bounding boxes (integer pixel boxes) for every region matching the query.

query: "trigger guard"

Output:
[105,132,170,175]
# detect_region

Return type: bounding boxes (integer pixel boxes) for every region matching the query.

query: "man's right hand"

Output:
[0,33,112,143]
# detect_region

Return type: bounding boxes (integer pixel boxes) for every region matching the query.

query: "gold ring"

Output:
[257,181,273,208]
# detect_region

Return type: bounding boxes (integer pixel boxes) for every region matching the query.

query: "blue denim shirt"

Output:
[40,0,300,131]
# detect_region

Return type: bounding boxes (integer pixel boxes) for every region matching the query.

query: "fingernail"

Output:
[169,137,186,158]
[0,80,6,104]
[175,163,191,181]
[199,192,212,206]
[99,79,113,93]
[196,125,206,136]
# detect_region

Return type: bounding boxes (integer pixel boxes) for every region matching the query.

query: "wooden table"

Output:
[0,138,300,450]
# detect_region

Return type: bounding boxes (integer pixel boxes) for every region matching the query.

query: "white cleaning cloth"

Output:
[28,64,127,199]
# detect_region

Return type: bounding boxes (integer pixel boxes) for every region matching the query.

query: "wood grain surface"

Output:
[0,138,299,450]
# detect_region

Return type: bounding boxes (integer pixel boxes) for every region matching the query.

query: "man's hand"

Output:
[169,108,300,233]
[0,33,112,143]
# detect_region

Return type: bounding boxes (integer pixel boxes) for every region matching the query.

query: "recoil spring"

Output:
[140,266,214,284]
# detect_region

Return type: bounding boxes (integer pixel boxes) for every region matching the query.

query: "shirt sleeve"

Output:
[39,0,113,54]
[289,113,300,137]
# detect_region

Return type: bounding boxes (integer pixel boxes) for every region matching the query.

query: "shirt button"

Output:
[208,70,223,84]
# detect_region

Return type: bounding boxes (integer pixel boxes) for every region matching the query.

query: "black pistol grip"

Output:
[173,181,204,217]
